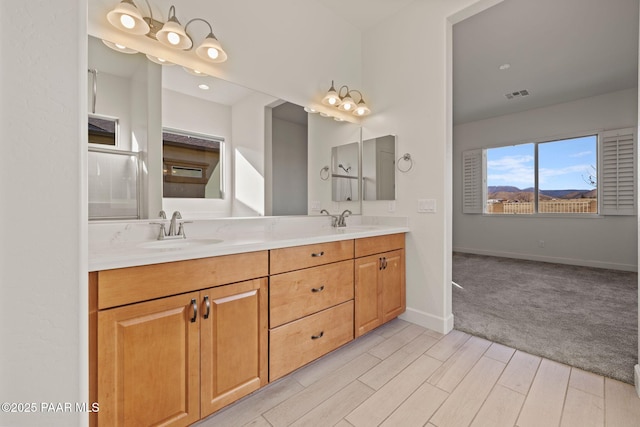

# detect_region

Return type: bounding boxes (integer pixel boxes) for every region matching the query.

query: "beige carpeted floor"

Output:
[452,252,638,384]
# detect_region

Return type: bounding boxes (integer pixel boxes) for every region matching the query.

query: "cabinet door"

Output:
[381,249,406,323]
[200,278,268,417]
[354,254,383,337]
[98,292,200,427]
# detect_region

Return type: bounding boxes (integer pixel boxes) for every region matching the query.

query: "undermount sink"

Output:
[138,238,223,250]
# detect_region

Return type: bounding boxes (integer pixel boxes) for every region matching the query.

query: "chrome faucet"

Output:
[321,209,339,227]
[150,210,189,240]
[337,210,352,227]
[168,211,183,237]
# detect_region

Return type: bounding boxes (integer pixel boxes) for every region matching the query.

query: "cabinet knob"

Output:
[311,251,325,257]
[311,331,324,340]
[311,285,325,293]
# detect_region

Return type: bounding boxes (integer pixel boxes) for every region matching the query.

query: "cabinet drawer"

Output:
[270,260,354,328]
[98,251,269,309]
[269,301,354,381]
[270,240,354,274]
[355,233,405,258]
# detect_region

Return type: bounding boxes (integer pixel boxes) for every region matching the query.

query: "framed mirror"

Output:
[362,135,396,201]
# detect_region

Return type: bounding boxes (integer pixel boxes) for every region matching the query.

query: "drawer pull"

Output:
[203,295,210,320]
[311,251,325,257]
[311,285,325,293]
[311,331,324,340]
[190,298,198,323]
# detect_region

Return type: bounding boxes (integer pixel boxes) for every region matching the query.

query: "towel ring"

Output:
[397,153,413,173]
[320,166,330,180]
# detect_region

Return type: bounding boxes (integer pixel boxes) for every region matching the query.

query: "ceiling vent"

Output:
[505,89,530,100]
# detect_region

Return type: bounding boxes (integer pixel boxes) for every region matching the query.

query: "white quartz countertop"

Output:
[89,217,409,272]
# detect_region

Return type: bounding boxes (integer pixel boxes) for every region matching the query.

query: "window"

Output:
[162,129,224,199]
[463,128,636,216]
[88,115,118,146]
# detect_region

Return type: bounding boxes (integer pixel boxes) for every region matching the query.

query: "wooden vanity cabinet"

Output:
[199,278,268,417]
[354,234,406,337]
[91,251,269,427]
[97,292,201,427]
[268,240,355,381]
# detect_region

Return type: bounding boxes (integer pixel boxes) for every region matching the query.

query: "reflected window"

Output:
[88,115,118,146]
[163,129,224,199]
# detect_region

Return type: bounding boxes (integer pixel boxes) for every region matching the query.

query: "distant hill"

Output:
[488,186,595,201]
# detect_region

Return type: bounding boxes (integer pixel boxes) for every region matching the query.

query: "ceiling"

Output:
[452,0,639,125]
[93,0,639,126]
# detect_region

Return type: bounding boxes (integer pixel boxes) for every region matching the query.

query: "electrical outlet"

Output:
[538,240,545,248]
[388,201,396,213]
[309,200,321,211]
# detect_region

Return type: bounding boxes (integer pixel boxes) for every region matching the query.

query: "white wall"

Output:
[361,0,498,333]
[231,91,279,216]
[162,88,233,218]
[453,88,638,271]
[0,1,86,427]
[272,117,308,215]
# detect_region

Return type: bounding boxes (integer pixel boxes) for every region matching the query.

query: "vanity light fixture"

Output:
[102,39,138,54]
[321,81,371,117]
[183,66,205,76]
[106,0,228,63]
[146,53,174,65]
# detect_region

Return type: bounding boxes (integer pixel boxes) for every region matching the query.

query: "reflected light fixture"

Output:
[106,0,228,64]
[145,53,174,65]
[102,39,138,54]
[321,81,371,117]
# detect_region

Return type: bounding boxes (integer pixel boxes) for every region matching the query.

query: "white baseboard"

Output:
[453,247,638,272]
[400,308,454,334]
[635,365,640,398]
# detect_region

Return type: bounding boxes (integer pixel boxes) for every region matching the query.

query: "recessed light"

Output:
[499,63,511,70]
[198,84,210,90]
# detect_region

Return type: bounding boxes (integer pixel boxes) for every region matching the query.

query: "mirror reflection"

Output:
[162,129,223,199]
[362,135,396,201]
[331,142,360,202]
[87,35,362,219]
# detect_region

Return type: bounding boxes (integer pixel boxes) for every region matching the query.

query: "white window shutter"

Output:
[600,128,636,215]
[462,149,485,213]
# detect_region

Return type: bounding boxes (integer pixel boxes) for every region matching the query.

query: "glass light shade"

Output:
[303,106,318,113]
[195,34,228,63]
[182,66,206,76]
[321,81,340,106]
[156,19,193,50]
[353,100,371,116]
[102,39,138,54]
[145,54,175,65]
[107,1,150,35]
[338,95,355,111]
[322,91,340,106]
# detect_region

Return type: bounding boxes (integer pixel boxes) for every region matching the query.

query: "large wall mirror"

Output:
[87,35,362,219]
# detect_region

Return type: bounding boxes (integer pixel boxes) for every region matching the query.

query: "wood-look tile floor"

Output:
[194,319,640,427]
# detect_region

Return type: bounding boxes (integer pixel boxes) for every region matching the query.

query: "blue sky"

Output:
[486,136,597,190]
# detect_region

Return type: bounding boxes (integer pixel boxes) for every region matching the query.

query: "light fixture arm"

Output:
[349,90,365,103]
[141,0,153,19]
[184,17,216,38]
[338,85,351,99]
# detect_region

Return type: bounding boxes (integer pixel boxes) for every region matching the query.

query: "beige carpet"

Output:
[452,252,638,383]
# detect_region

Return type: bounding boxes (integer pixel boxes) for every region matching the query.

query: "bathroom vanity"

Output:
[88,219,407,427]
